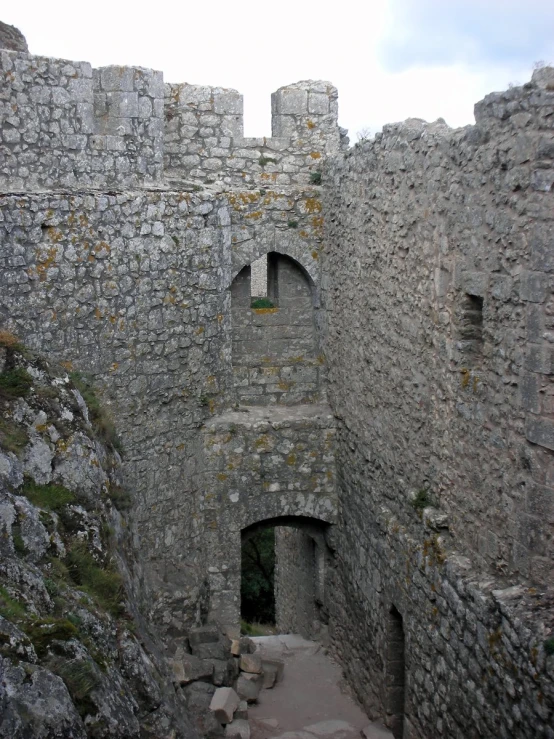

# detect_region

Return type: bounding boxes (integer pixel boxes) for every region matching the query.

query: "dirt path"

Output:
[248,635,392,739]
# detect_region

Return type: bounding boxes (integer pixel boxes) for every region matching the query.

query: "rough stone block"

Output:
[235,700,248,720]
[239,653,262,674]
[230,639,241,656]
[261,657,284,688]
[172,653,213,685]
[224,719,251,738]
[209,686,240,724]
[236,672,263,703]
[526,416,554,450]
[189,625,222,646]
[520,270,549,302]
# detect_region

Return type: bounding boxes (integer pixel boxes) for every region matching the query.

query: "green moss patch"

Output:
[22,480,76,511]
[0,585,27,621]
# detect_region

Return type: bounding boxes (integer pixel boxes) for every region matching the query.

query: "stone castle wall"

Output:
[1,46,343,192]
[323,67,554,737]
[1,30,553,738]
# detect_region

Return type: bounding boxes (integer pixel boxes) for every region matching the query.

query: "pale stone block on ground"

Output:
[210,686,240,724]
[236,672,263,703]
[361,722,394,739]
[261,657,284,688]
[224,719,251,738]
[239,653,262,674]
[236,700,248,720]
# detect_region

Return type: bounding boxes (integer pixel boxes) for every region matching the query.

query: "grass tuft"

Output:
[0,416,29,455]
[22,479,76,511]
[23,617,78,657]
[0,368,33,400]
[64,542,124,617]
[0,585,27,621]
[251,297,275,309]
[411,488,432,511]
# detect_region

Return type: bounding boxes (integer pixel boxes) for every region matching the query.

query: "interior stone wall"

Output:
[231,255,321,405]
[322,69,554,737]
[274,526,332,639]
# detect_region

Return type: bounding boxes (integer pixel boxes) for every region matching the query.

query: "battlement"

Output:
[0,49,343,192]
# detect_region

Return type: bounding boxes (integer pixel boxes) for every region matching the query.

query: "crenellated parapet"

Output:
[0,52,165,190]
[0,47,344,192]
[164,79,344,188]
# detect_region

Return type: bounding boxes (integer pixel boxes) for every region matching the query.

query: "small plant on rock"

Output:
[251,297,275,309]
[310,171,322,185]
[411,488,432,511]
[0,368,33,400]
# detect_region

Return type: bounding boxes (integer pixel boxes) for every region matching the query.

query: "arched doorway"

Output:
[240,516,334,640]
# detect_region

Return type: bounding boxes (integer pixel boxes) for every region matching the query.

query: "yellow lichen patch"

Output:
[208,399,216,414]
[35,423,49,433]
[254,435,271,452]
[311,250,319,260]
[278,381,293,391]
[176,443,185,451]
[196,326,204,335]
[460,368,470,389]
[60,360,73,371]
[307,119,316,130]
[245,210,263,220]
[303,198,322,214]
[309,151,321,159]
[94,307,103,320]
[217,314,224,323]
[286,453,297,466]
[217,473,228,481]
[289,355,305,363]
[252,307,279,315]
[108,315,117,325]
[109,362,119,373]
[299,230,309,238]
[317,354,325,365]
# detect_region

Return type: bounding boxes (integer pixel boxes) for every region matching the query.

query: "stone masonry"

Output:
[1,24,553,739]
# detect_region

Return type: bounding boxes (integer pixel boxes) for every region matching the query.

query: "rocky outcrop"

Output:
[0,332,198,738]
[0,21,27,52]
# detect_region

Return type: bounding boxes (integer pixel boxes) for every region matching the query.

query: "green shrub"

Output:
[411,488,432,511]
[0,585,26,621]
[24,617,78,657]
[108,485,132,512]
[310,171,322,185]
[0,368,33,400]
[22,480,76,511]
[64,543,123,617]
[251,298,275,309]
[287,220,299,229]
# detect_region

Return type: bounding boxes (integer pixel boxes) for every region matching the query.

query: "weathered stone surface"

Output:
[239,653,262,674]
[0,659,86,738]
[209,687,240,724]
[261,658,284,688]
[224,719,251,738]
[236,673,263,704]
[172,654,214,685]
[0,21,27,52]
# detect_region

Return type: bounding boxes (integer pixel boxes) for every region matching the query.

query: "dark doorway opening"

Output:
[386,605,406,739]
[240,526,276,633]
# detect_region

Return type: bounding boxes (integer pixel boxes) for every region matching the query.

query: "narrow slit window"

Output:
[457,293,484,358]
[250,253,278,309]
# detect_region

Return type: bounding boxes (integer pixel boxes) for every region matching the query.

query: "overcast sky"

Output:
[4,0,554,141]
